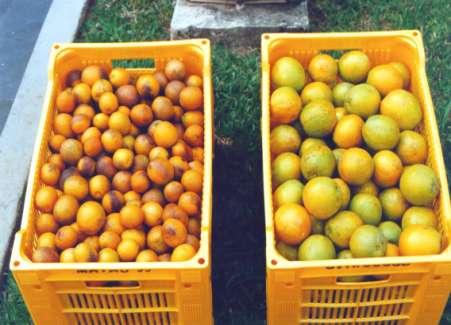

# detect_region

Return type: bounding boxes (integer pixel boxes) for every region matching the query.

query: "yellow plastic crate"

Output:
[10,40,214,325]
[261,31,451,324]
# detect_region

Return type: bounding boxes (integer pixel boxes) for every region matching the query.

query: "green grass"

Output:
[1,0,449,324]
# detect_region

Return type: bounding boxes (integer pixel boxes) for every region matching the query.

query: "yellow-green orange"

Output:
[362,115,400,150]
[272,152,301,187]
[349,193,382,225]
[335,107,347,121]
[308,53,338,84]
[344,84,381,119]
[332,148,346,164]
[300,99,336,137]
[334,178,350,210]
[300,82,332,105]
[303,177,341,220]
[380,89,422,130]
[338,148,374,185]
[338,50,371,83]
[325,211,363,248]
[367,64,403,96]
[270,124,301,156]
[274,203,311,245]
[396,130,427,165]
[350,225,387,257]
[400,164,439,206]
[273,179,304,208]
[270,86,302,123]
[389,62,410,88]
[379,221,401,244]
[399,225,441,256]
[300,146,336,180]
[332,82,353,107]
[333,114,364,149]
[298,234,336,261]
[276,241,298,261]
[271,56,306,91]
[299,138,327,156]
[402,207,437,229]
[379,188,409,221]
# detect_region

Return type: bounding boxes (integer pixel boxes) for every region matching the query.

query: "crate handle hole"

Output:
[271,259,277,265]
[86,281,140,288]
[112,58,155,69]
[336,274,390,284]
[198,257,205,265]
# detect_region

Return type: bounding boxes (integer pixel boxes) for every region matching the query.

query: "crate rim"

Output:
[10,39,213,272]
[261,30,451,271]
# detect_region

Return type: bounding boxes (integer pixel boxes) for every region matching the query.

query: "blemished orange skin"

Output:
[84,236,101,253]
[130,104,153,127]
[172,140,193,161]
[53,194,79,225]
[154,71,168,89]
[56,89,76,113]
[162,203,189,227]
[147,225,170,254]
[183,125,204,147]
[170,156,190,178]
[102,190,125,213]
[188,218,201,236]
[71,113,91,135]
[149,146,170,161]
[162,218,188,248]
[179,86,203,111]
[96,156,117,179]
[91,79,113,102]
[142,188,166,206]
[40,163,61,186]
[164,59,186,81]
[164,181,185,203]
[55,225,79,250]
[104,213,125,235]
[165,80,185,104]
[185,234,200,251]
[66,70,81,87]
[60,139,83,165]
[147,158,175,185]
[77,156,96,177]
[152,96,175,121]
[178,191,201,216]
[136,74,160,98]
[35,213,59,235]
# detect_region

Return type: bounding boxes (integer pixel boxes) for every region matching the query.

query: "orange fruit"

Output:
[101,129,123,153]
[332,114,364,148]
[402,207,437,229]
[170,156,190,178]
[54,113,73,138]
[133,154,150,172]
[271,152,301,188]
[73,83,92,104]
[373,150,403,188]
[131,170,151,194]
[152,96,175,121]
[183,125,204,147]
[119,205,144,229]
[300,146,336,180]
[130,104,153,127]
[164,59,186,81]
[48,154,65,171]
[99,231,121,250]
[380,89,422,130]
[338,148,374,185]
[344,83,381,118]
[385,243,400,257]
[36,213,59,234]
[302,177,341,220]
[142,188,165,206]
[102,190,125,214]
[55,225,79,250]
[153,121,178,148]
[74,104,96,120]
[163,181,185,203]
[121,229,146,249]
[112,148,134,170]
[109,68,130,88]
[123,190,141,205]
[66,70,81,87]
[96,156,117,178]
[185,234,200,251]
[76,201,106,235]
[300,81,333,105]
[117,238,140,262]
[192,147,204,163]
[93,113,110,131]
[116,84,139,107]
[186,74,203,87]
[108,111,131,135]
[40,163,61,186]
[98,248,120,262]
[353,180,379,197]
[362,115,400,150]
[104,213,125,235]
[396,130,427,165]
[271,56,306,91]
[379,221,401,244]
[399,225,441,256]
[123,135,135,150]
[143,201,163,226]
[188,218,201,236]
[60,139,83,165]
[273,179,304,208]
[182,111,204,128]
[74,242,98,262]
[299,138,326,156]
[300,99,336,137]
[99,92,119,114]
[349,225,387,257]
[91,79,113,101]
[77,157,96,177]
[136,74,160,98]
[83,137,102,157]
[150,146,170,161]
[165,80,185,104]
[270,86,302,123]
[81,65,106,86]
[274,203,311,245]
[276,241,298,261]
[63,175,89,200]
[158,254,171,261]
[162,203,189,227]
[332,82,354,107]
[270,124,301,156]
[53,194,79,225]
[59,167,80,189]
[60,248,76,263]
[400,164,439,206]
[56,89,76,113]
[83,236,100,253]
[147,225,170,254]
[338,50,371,83]
[147,158,174,185]
[171,244,196,261]
[136,249,158,262]
[334,178,350,210]
[162,218,188,247]
[308,53,337,84]
[335,107,347,121]
[379,188,409,221]
[298,234,336,260]
[181,169,203,194]
[37,232,56,249]
[325,211,363,248]
[49,134,66,152]
[389,62,410,88]
[154,71,168,89]
[367,64,403,96]
[89,175,110,200]
[349,193,382,226]
[178,191,201,216]
[32,247,59,263]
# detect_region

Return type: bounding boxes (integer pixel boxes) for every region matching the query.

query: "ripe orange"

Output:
[35,187,59,213]
[60,248,76,263]
[308,53,337,84]
[270,124,301,156]
[55,225,79,250]
[184,125,204,147]
[153,121,178,148]
[72,83,92,104]
[89,175,110,200]
[379,188,409,221]
[399,225,441,256]
[367,64,403,96]
[380,89,422,130]
[91,79,113,101]
[76,201,106,235]
[171,244,196,261]
[389,62,410,88]
[119,205,144,229]
[74,242,98,262]
[396,130,427,165]
[332,114,364,148]
[385,243,400,257]
[163,181,185,203]
[63,175,89,200]
[400,164,439,206]
[402,207,437,229]
[147,225,170,254]
[165,59,186,81]
[136,249,158,262]
[270,86,302,123]
[302,177,341,220]
[373,150,403,188]
[147,158,174,185]
[180,86,203,111]
[83,137,102,157]
[81,65,106,86]
[185,234,200,251]
[74,104,96,120]
[99,92,119,114]
[338,148,374,185]
[99,231,121,250]
[338,50,370,83]
[109,111,131,135]
[121,229,146,249]
[186,74,203,87]
[117,238,140,262]
[101,129,123,153]
[93,113,110,131]
[40,163,61,186]
[142,201,163,226]
[36,213,59,234]
[181,169,203,193]
[178,191,201,216]
[130,104,153,127]
[53,194,79,225]
[37,232,56,249]
[56,89,76,113]
[274,203,311,245]
[109,68,130,88]
[54,113,73,138]
[300,81,333,105]
[112,148,134,170]
[162,218,188,247]
[98,248,120,262]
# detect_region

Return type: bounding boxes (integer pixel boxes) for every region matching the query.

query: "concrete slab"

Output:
[0,0,89,270]
[171,0,309,47]
[0,0,53,132]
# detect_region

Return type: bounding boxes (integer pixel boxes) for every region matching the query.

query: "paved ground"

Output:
[0,0,52,132]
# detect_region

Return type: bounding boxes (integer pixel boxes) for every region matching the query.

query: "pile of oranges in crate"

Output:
[270,51,442,266]
[33,59,205,263]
